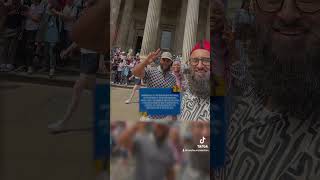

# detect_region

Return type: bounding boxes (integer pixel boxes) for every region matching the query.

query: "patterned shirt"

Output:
[143,66,176,88]
[212,96,320,180]
[180,89,210,121]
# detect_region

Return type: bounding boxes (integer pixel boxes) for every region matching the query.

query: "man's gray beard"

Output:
[249,24,320,119]
[185,70,210,99]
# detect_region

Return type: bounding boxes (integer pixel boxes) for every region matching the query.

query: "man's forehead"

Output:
[190,49,210,58]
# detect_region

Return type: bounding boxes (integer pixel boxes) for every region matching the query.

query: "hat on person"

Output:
[173,57,181,65]
[161,52,173,62]
[190,40,211,55]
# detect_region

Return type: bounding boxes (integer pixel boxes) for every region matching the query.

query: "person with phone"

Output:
[180,40,210,122]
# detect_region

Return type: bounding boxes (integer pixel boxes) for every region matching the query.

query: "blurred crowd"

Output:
[111,48,140,85]
[110,120,210,180]
[0,0,106,77]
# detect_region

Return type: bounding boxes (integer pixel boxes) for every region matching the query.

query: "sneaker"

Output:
[14,66,26,72]
[0,64,6,69]
[49,68,55,77]
[48,120,65,132]
[27,66,34,74]
[125,99,131,104]
[6,64,14,71]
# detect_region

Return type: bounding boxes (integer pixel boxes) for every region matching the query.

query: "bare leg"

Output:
[48,73,96,130]
[62,74,96,123]
[125,84,140,104]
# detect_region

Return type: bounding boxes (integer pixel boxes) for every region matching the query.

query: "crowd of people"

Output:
[0,0,106,77]
[111,48,140,85]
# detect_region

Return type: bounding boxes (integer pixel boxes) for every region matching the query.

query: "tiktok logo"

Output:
[200,136,206,144]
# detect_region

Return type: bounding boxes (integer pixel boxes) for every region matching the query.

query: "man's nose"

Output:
[196,61,205,69]
[277,0,301,25]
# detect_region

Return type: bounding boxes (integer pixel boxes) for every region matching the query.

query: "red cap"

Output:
[190,40,211,55]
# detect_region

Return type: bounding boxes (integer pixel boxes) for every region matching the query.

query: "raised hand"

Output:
[144,48,161,65]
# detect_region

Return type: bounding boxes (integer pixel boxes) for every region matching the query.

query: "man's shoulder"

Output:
[144,66,160,78]
[145,66,159,72]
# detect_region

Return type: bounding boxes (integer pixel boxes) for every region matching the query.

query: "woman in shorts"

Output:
[48,0,106,131]
[125,64,142,104]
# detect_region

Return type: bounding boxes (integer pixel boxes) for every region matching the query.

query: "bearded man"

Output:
[180,40,211,121]
[212,0,320,179]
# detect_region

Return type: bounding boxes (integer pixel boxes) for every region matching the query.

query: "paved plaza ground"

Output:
[1,80,95,180]
[111,87,141,125]
[0,77,139,180]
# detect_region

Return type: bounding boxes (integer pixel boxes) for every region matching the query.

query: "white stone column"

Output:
[110,0,122,47]
[173,0,188,55]
[115,0,134,50]
[125,20,136,51]
[182,0,200,63]
[140,0,163,58]
[196,5,206,42]
[205,4,210,40]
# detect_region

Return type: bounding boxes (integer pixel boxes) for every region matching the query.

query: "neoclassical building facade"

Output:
[111,0,210,61]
